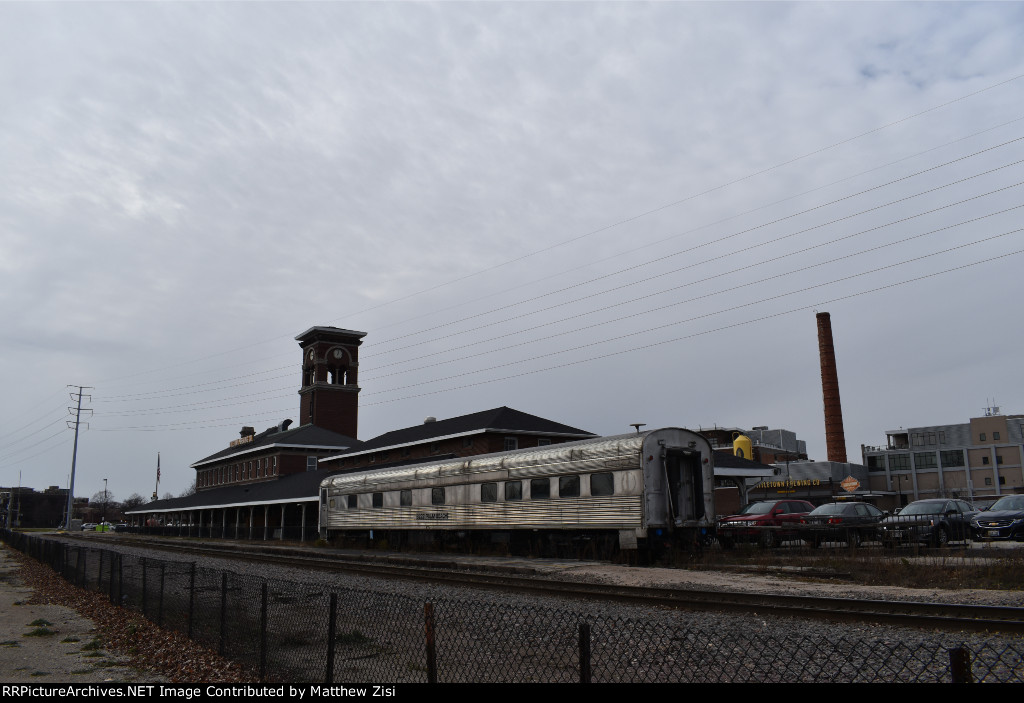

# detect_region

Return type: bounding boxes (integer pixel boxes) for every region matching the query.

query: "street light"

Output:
[103,478,108,523]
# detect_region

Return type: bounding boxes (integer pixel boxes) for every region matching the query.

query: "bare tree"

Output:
[179,479,196,497]
[122,493,146,511]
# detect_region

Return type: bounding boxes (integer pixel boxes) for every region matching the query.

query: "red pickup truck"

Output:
[717,499,816,548]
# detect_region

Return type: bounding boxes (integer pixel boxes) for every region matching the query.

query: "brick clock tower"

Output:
[295,326,367,439]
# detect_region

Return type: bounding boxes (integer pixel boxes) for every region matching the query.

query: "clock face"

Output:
[308,349,314,360]
[333,349,342,359]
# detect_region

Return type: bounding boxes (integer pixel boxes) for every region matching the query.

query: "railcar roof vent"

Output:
[424,416,436,424]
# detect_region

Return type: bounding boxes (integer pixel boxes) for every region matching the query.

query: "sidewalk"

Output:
[0,544,160,683]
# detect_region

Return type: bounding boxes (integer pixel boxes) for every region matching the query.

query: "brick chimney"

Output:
[816,312,847,463]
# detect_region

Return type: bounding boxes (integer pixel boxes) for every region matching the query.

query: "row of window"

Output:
[199,456,278,488]
[330,472,615,510]
[869,451,1009,472]
[911,431,948,446]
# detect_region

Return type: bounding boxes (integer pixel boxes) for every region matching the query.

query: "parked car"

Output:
[971,497,1001,512]
[80,522,97,531]
[970,495,1024,542]
[800,502,886,547]
[877,498,975,547]
[717,499,816,548]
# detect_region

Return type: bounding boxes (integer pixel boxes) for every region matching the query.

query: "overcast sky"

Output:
[1,2,1022,503]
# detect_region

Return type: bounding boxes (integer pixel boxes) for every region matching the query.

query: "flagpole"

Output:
[153,452,160,500]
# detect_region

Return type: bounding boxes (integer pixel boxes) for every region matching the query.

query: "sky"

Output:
[1,2,1023,503]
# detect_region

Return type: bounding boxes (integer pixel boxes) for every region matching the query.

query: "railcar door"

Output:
[664,449,705,524]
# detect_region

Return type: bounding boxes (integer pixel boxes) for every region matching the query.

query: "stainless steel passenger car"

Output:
[319,428,715,554]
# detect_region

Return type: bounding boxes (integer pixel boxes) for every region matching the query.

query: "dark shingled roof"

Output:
[191,422,359,468]
[126,468,336,513]
[331,406,595,457]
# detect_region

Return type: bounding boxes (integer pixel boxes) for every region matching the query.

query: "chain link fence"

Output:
[3,530,1022,683]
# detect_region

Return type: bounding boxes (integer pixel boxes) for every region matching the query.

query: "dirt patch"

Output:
[0,545,247,682]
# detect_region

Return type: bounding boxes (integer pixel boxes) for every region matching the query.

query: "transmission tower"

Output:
[64,385,93,530]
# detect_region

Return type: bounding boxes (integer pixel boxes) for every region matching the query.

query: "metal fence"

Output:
[3,530,1022,683]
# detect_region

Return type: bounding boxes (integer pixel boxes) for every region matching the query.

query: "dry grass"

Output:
[694,542,1024,590]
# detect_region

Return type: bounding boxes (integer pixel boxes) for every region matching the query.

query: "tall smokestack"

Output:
[816,312,847,463]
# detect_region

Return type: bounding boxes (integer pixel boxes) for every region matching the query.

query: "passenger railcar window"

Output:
[431,487,445,505]
[372,492,383,508]
[559,476,580,498]
[530,478,550,500]
[591,473,614,496]
[347,495,357,509]
[505,481,522,501]
[481,482,497,502]
[400,490,412,507]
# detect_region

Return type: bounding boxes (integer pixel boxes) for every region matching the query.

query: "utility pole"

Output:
[64,385,93,531]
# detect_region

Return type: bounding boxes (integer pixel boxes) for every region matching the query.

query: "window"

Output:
[505,481,522,501]
[1000,476,1006,485]
[888,454,910,471]
[463,437,473,448]
[306,456,317,472]
[430,443,440,454]
[530,478,550,500]
[912,433,924,447]
[558,476,580,498]
[985,477,992,486]
[913,452,937,469]
[980,433,987,442]
[400,490,412,507]
[927,433,936,445]
[347,495,357,509]
[372,492,383,508]
[940,451,964,467]
[431,488,445,505]
[997,455,1004,465]
[481,483,497,503]
[866,455,886,471]
[591,473,614,496]
[939,432,946,444]
[982,456,990,465]
[504,437,519,451]
[537,438,551,446]
[993,431,1001,441]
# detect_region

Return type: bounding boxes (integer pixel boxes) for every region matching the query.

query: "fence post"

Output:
[259,582,268,683]
[187,562,196,639]
[949,646,973,683]
[424,602,437,684]
[219,572,228,655]
[579,622,592,683]
[117,553,123,606]
[108,552,116,604]
[325,593,338,684]
[158,563,165,628]
[141,558,147,618]
[79,550,85,589]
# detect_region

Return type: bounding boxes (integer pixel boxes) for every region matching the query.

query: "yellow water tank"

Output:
[733,433,752,459]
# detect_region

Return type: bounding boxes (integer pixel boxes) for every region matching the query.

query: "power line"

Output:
[359,248,1024,407]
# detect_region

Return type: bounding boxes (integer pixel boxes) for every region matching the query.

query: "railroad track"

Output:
[62,533,1024,634]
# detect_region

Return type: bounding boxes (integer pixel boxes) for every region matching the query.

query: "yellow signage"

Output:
[756,479,821,490]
